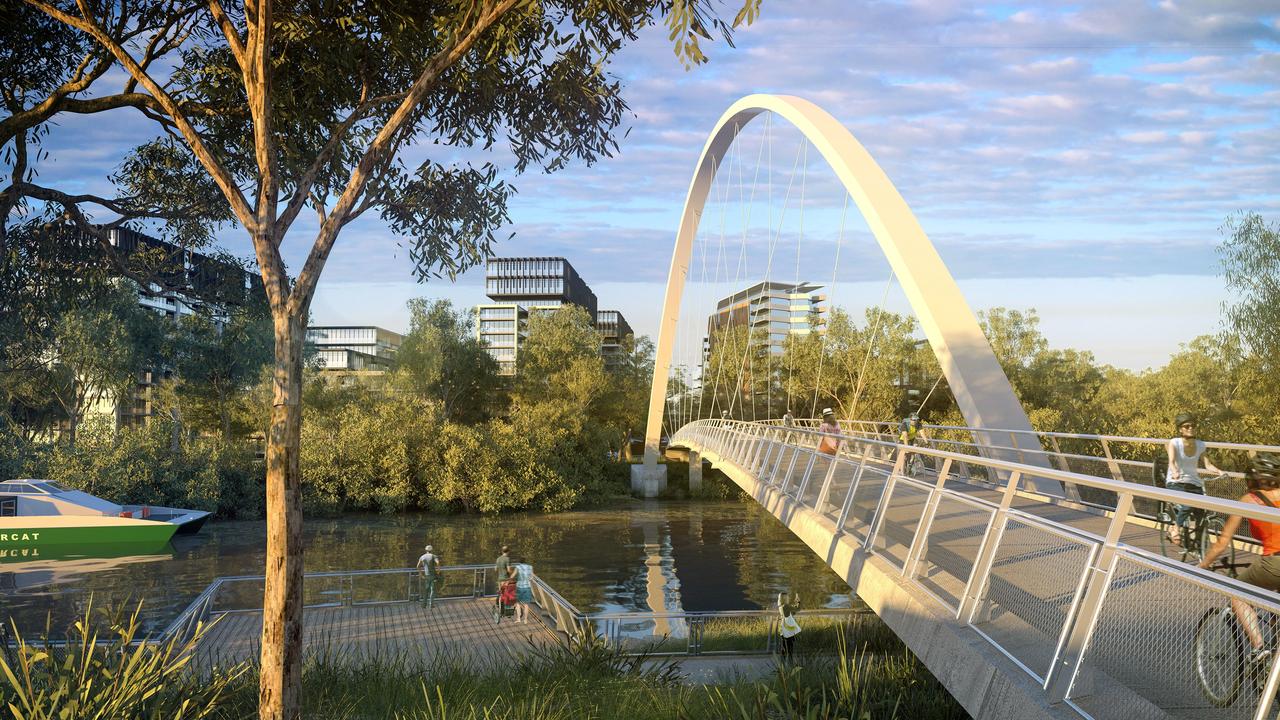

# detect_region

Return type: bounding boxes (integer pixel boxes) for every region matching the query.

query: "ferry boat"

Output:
[0,479,210,547]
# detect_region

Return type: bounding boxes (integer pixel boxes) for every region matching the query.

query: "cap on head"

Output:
[1175,412,1198,428]
[821,407,834,417]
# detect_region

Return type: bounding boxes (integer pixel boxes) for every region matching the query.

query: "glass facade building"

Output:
[597,310,634,367]
[704,281,827,358]
[484,257,598,318]
[307,326,404,372]
[478,257,600,374]
[476,303,527,376]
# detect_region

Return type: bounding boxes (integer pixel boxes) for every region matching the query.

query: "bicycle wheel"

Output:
[1196,606,1245,707]
[1157,503,1177,559]
[1201,515,1237,577]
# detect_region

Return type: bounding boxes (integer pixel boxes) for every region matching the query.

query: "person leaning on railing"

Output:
[1165,413,1223,546]
[1199,453,1280,664]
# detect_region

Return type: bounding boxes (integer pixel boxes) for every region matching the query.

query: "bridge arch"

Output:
[643,94,1047,476]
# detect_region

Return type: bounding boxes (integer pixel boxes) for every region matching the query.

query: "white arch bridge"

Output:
[638,96,1280,720]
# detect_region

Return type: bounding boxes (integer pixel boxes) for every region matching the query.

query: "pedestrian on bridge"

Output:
[416,544,441,610]
[817,409,841,455]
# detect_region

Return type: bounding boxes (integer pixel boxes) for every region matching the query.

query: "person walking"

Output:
[817,408,841,455]
[512,558,535,624]
[782,409,795,427]
[494,545,511,587]
[777,592,802,660]
[416,544,441,610]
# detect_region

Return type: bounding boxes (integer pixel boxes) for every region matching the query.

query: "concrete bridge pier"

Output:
[631,462,667,498]
[688,450,703,492]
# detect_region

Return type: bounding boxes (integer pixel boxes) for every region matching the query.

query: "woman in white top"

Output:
[1165,412,1222,546]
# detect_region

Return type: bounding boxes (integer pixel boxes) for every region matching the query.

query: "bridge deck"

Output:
[193,597,558,670]
[683,423,1280,720]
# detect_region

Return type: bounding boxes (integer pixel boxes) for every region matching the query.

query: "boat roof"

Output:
[0,479,71,494]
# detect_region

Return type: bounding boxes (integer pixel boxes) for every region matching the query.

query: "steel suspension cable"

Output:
[812,192,850,416]
[729,135,806,419]
[785,140,808,418]
[848,266,895,421]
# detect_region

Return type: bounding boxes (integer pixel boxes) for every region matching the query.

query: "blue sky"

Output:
[26,1,1280,370]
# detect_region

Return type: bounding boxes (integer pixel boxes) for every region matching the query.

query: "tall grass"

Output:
[1,604,967,719]
[0,600,245,720]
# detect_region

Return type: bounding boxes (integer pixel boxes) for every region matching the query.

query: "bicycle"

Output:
[1154,468,1235,569]
[1194,562,1278,707]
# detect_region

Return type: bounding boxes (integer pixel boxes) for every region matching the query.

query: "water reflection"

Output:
[0,500,853,638]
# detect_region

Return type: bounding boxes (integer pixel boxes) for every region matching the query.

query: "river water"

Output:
[1,499,854,637]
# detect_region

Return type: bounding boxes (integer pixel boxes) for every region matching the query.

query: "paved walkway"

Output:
[720,442,1273,720]
[194,597,558,670]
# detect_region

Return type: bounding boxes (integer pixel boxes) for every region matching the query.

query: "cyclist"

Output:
[1165,413,1223,547]
[899,411,925,473]
[1199,453,1280,663]
[898,411,924,446]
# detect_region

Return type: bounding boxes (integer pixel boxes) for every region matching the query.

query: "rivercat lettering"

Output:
[0,548,39,558]
[1,532,40,542]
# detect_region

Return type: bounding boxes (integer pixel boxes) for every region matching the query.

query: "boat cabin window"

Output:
[32,481,66,493]
[0,482,41,494]
[0,498,14,516]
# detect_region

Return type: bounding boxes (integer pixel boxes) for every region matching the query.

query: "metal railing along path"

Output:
[164,565,865,660]
[775,416,1280,488]
[676,419,1280,720]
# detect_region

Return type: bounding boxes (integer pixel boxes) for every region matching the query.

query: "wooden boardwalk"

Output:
[194,597,559,670]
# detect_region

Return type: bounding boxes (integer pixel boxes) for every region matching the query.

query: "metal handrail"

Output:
[700,420,1280,526]
[161,564,498,641]
[676,418,1280,718]
[775,416,1280,457]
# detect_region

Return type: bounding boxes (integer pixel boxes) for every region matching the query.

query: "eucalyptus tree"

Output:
[1219,212,1280,375]
[15,1,762,716]
[394,298,498,424]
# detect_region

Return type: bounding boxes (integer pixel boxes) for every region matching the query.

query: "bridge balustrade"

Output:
[674,419,1280,720]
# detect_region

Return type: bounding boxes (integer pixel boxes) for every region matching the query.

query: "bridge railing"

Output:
[676,419,1280,720]
[769,416,1280,535]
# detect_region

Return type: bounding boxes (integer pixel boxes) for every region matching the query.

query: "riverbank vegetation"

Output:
[698,212,1280,462]
[1,300,656,517]
[2,214,1276,513]
[0,605,967,720]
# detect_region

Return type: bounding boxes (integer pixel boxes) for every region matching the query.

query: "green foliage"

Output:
[300,391,441,515]
[167,302,274,440]
[391,299,499,423]
[44,418,263,518]
[0,601,246,720]
[1219,212,1280,374]
[51,283,168,441]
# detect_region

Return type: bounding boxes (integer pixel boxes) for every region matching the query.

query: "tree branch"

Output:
[288,0,521,318]
[205,0,247,73]
[24,0,258,233]
[243,0,277,233]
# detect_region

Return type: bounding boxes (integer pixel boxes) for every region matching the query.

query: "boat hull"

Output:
[0,518,177,548]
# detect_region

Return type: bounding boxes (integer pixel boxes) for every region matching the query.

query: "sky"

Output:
[27,1,1280,371]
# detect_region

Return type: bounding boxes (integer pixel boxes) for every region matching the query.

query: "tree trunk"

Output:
[259,308,305,720]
